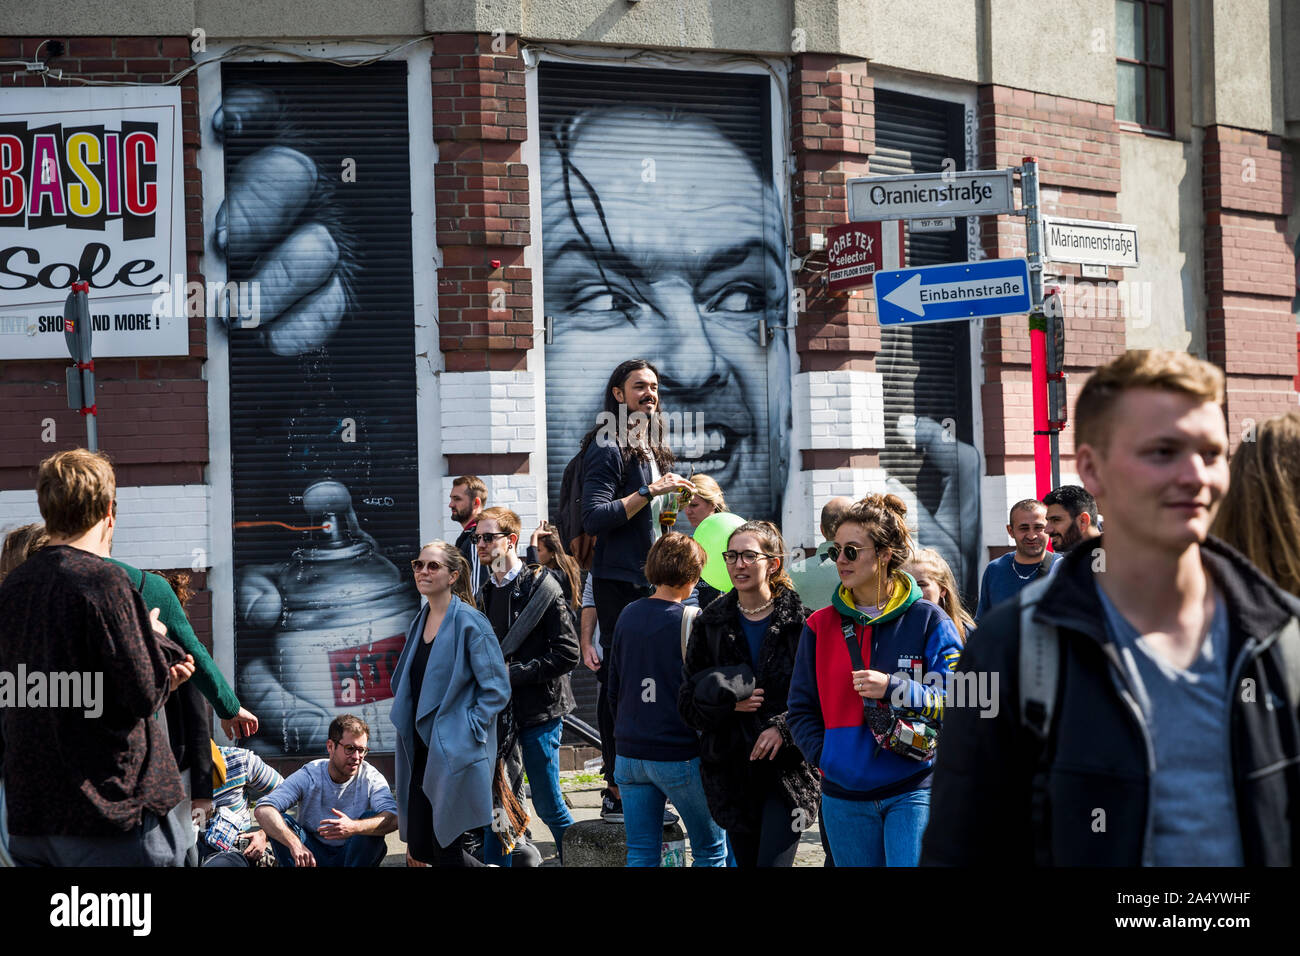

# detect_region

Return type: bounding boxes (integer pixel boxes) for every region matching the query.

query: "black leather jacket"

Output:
[922,535,1300,866]
[477,564,580,729]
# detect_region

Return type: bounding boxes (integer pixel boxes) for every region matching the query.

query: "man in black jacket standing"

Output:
[474,506,580,862]
[923,349,1300,866]
[451,474,490,597]
[581,359,695,821]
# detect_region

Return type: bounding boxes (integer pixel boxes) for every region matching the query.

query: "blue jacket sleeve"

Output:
[785,623,824,769]
[581,441,632,536]
[885,614,965,721]
[467,616,511,742]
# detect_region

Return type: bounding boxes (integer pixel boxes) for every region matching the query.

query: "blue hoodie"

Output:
[786,572,963,800]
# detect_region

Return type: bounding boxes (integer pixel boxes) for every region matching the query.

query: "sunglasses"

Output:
[334,743,369,756]
[471,532,510,544]
[827,543,872,563]
[410,559,445,573]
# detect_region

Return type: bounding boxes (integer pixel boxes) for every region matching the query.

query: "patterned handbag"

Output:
[841,616,939,762]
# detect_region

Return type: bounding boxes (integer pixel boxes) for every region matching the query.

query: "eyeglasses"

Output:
[722,550,774,566]
[332,743,369,756]
[828,544,871,563]
[471,532,510,544]
[410,559,444,573]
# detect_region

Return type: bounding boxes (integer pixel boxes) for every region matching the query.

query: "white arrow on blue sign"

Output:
[873,258,1032,326]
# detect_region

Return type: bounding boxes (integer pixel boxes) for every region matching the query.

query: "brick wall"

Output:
[1202,126,1297,445]
[432,33,531,376]
[0,35,211,641]
[977,86,1127,481]
[787,54,878,545]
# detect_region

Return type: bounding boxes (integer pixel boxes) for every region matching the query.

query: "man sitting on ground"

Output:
[255,715,397,868]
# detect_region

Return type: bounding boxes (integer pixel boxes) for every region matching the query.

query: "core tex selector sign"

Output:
[826,221,905,292]
[0,87,188,359]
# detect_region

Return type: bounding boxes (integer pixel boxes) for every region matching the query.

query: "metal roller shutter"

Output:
[219,63,420,757]
[539,65,786,735]
[870,90,981,604]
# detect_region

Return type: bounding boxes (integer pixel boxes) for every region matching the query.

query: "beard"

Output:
[1054,522,1083,553]
[451,504,473,524]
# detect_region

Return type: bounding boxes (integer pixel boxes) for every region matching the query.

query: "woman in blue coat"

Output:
[390,540,511,866]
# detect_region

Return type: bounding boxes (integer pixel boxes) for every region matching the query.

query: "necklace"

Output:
[738,597,774,615]
[1011,559,1039,581]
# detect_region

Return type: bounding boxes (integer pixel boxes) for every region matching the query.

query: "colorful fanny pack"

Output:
[840,616,939,762]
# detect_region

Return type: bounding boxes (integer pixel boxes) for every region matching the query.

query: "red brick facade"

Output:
[1202,126,1296,446]
[432,34,532,376]
[788,54,876,471]
[790,53,875,375]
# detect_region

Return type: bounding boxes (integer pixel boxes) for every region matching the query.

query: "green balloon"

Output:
[693,512,747,593]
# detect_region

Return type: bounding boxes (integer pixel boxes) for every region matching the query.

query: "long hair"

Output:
[728,520,795,593]
[0,523,48,583]
[904,548,976,643]
[583,359,676,472]
[536,527,582,612]
[420,539,477,607]
[1211,411,1300,598]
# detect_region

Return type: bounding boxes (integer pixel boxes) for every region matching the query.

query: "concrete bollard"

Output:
[562,818,687,867]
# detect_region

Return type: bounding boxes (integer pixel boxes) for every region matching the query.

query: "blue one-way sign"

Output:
[873,258,1032,326]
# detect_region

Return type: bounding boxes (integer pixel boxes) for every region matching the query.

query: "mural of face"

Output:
[542,105,789,522]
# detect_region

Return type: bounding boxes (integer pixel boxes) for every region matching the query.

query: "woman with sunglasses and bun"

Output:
[390,541,510,867]
[786,495,963,867]
[678,520,820,867]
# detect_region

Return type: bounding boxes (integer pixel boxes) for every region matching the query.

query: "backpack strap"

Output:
[1018,576,1060,742]
[680,604,702,661]
[1016,574,1060,867]
[500,568,563,659]
[839,614,867,671]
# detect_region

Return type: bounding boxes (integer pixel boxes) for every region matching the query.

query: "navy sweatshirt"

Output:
[607,597,699,762]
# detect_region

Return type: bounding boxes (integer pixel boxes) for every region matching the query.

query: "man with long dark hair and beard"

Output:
[582,359,695,822]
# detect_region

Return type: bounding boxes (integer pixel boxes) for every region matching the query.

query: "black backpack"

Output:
[554,432,597,571]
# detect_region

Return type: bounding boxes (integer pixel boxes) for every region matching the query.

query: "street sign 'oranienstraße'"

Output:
[848,169,1016,222]
[1042,216,1140,268]
[873,258,1032,326]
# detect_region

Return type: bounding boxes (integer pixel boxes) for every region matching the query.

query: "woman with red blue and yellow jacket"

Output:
[787,494,963,866]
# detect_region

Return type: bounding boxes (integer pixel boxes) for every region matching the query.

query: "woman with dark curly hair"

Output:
[678,520,819,867]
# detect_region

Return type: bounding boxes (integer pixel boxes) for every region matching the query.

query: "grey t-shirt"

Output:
[1095,584,1243,866]
[258,759,398,846]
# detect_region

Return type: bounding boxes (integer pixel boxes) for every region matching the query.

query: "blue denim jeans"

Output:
[270,812,387,868]
[614,755,726,867]
[820,788,930,867]
[482,717,576,866]
[520,717,575,860]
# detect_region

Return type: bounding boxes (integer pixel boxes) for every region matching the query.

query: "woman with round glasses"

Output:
[677,520,820,867]
[786,495,963,867]
[389,541,510,866]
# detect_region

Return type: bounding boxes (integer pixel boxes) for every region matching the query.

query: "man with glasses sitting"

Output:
[254,715,398,867]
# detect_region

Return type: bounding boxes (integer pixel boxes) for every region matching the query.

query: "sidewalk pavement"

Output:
[380,772,828,867]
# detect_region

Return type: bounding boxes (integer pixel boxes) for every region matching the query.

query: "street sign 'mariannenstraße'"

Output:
[1042,216,1140,268]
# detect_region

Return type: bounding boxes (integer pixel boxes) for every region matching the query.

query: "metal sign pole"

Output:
[63,281,98,453]
[1020,156,1056,500]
